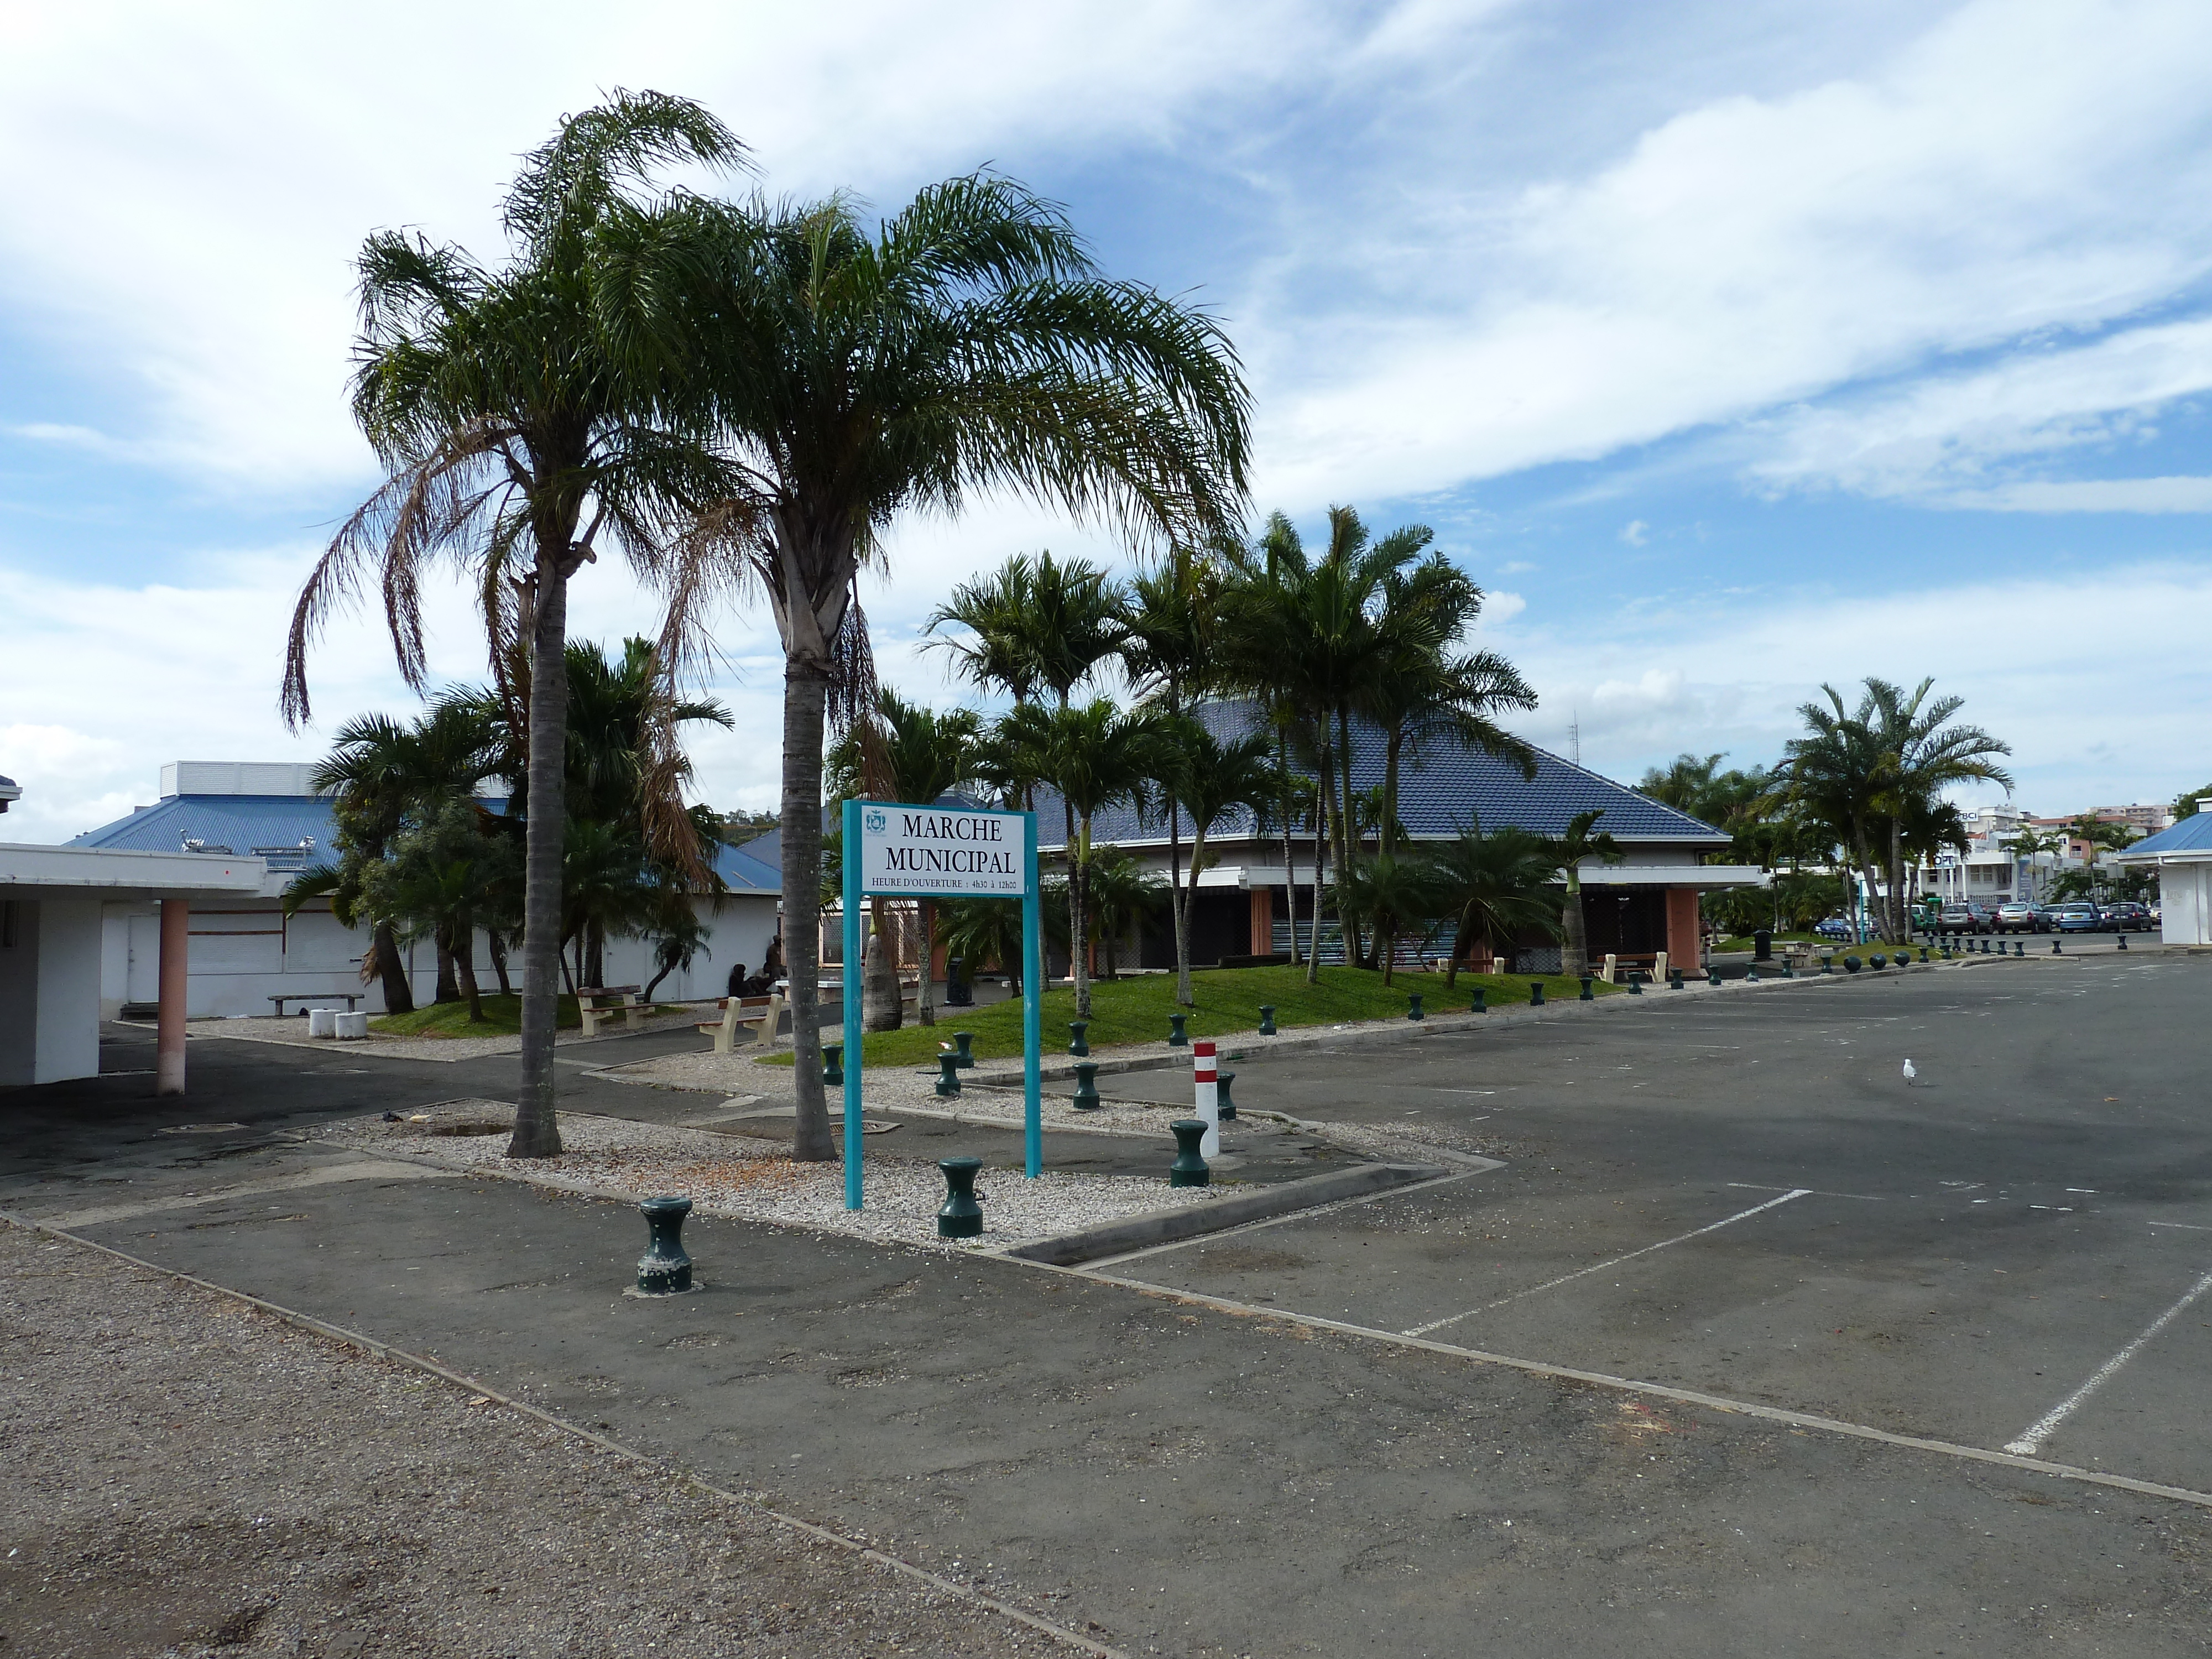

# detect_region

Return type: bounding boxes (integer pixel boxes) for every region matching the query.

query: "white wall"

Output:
[0,899,102,1084]
[2160,864,2210,947]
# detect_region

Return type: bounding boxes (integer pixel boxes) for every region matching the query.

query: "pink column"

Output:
[156,898,189,1096]
[1249,887,1274,956]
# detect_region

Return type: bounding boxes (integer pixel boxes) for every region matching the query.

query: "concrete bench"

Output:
[576,984,644,1037]
[270,992,362,1015]
[697,993,783,1055]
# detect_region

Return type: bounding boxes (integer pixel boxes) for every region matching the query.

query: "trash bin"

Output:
[1753,928,1772,962]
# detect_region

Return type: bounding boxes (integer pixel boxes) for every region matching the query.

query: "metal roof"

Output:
[2115,812,2212,860]
[1034,699,1728,851]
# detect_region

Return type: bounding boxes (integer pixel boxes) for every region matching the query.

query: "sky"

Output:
[5,0,2212,843]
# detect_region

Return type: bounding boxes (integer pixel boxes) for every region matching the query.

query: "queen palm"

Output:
[1430,820,1562,985]
[281,92,749,1159]
[1329,853,1442,987]
[1165,720,1275,1004]
[680,179,1248,1161]
[1000,698,1167,1019]
[1543,809,1624,978]
[1867,679,2011,940]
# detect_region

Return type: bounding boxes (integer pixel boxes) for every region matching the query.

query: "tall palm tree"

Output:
[1866,679,2012,940]
[1430,821,1563,985]
[1084,847,1167,978]
[1773,686,1887,945]
[1328,853,1443,987]
[281,92,749,1159]
[676,178,1248,1161]
[1000,698,1167,1018]
[1543,809,1624,977]
[1121,541,1224,996]
[1164,720,1275,1002]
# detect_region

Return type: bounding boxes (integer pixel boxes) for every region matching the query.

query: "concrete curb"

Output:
[1003,1160,1448,1267]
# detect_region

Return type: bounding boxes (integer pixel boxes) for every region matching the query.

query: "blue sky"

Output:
[6,0,2212,842]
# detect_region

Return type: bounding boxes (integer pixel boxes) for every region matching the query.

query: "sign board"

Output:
[859,805,1026,896]
[841,799,1043,1211]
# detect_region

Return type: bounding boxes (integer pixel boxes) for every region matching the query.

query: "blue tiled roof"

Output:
[1034,699,1728,851]
[2116,812,2212,858]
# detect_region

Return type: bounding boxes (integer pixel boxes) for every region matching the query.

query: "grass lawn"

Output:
[1711,931,1828,953]
[767,962,1619,1068]
[371,994,576,1037]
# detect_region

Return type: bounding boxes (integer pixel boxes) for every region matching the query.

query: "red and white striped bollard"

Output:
[1192,1039,1219,1157]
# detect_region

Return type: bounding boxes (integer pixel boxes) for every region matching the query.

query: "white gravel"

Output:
[188,1005,702,1063]
[322,1104,1224,1253]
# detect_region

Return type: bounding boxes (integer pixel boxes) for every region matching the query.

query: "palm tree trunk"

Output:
[1307,771,1327,984]
[434,927,460,1004]
[1561,875,1588,977]
[1382,726,1402,858]
[486,928,513,997]
[508,564,569,1159]
[457,927,484,1023]
[1279,731,1300,967]
[371,919,415,1014]
[1335,705,1360,965]
[584,919,604,992]
[782,658,834,1163]
[864,895,902,1031]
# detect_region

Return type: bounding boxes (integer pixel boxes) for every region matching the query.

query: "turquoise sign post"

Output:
[842,799,1041,1209]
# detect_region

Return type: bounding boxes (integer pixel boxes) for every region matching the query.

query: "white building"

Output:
[2116,804,2212,947]
[64,761,780,1020]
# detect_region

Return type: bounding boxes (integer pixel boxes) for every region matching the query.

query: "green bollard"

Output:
[1471,988,1487,1013]
[1919,947,1929,963]
[952,1031,976,1068]
[2052,937,2062,954]
[1707,965,1723,986]
[1820,954,1834,974]
[1844,954,1861,973]
[935,1052,963,1097]
[1529,981,1545,1006]
[1781,959,1794,978]
[1218,1071,1238,1121]
[1257,1004,1276,1036]
[1167,1013,1188,1047]
[1578,976,1595,1001]
[1744,965,1760,983]
[1071,1061,1100,1110]
[822,1042,844,1087]
[1168,1119,1211,1187]
[1669,968,1685,990]
[1628,973,1642,995]
[937,1157,984,1239]
[635,1196,695,1295]
[2118,933,2128,950]
[1068,1020,1089,1057]
[1408,992,1425,1021]
[1869,953,1886,969]
[2012,940,2023,957]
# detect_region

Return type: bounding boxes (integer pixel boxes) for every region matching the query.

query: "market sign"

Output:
[859,804,1026,896]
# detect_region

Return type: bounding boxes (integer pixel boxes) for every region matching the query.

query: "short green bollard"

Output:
[2012,940,2023,957]
[1218,1071,1238,1120]
[1529,981,1545,1006]
[635,1196,695,1295]
[935,1052,963,1097]
[1257,1004,1276,1036]
[822,1042,844,1087]
[1578,975,1595,1001]
[1628,973,1643,995]
[1471,988,1487,1013]
[1167,1013,1188,1047]
[1068,1020,1089,1057]
[1071,1061,1100,1110]
[1820,955,1834,974]
[2052,937,2062,954]
[1707,966,1723,986]
[937,1157,984,1239]
[1781,960,1795,978]
[2118,933,2128,950]
[1168,1119,1211,1187]
[1407,993,1425,1021]
[1869,953,1886,969]
[1744,965,1760,983]
[1669,968,1685,990]
[1844,954,1861,973]
[1919,947,1929,963]
[952,1031,975,1068]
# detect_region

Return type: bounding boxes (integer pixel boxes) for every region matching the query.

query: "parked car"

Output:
[1994,901,2038,933]
[2049,902,2103,933]
[2104,901,2154,932]
[1938,901,1996,935]
[1814,916,1858,942]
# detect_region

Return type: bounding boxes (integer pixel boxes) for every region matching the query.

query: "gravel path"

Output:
[0,1222,1093,1658]
[319,1105,1224,1254]
[189,1006,703,1063]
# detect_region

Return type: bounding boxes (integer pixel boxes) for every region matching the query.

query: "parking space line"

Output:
[2148,1221,2212,1233]
[1401,1188,1812,1338]
[1727,1181,1885,1201]
[2002,1266,2212,1457]
[1079,1170,1488,1270]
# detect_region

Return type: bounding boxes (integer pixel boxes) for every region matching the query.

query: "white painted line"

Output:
[2148,1221,2212,1232]
[2002,1266,2212,1457]
[1401,1188,1812,1338]
[35,1158,457,1229]
[1727,1181,1884,1202]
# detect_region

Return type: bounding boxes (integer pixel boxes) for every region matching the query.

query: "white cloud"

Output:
[1941,477,2212,513]
[1619,519,1648,546]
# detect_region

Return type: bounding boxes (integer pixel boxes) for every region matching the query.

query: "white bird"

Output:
[1902,1058,1917,1086]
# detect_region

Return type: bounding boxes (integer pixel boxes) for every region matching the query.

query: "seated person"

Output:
[725,963,749,1000]
[740,969,774,997]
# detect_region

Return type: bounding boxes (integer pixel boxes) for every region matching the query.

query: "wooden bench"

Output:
[1597,952,1665,985]
[270,992,362,1015]
[576,984,644,1037]
[697,993,783,1055]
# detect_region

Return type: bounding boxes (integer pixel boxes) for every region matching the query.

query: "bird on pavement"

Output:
[1902,1058,1917,1086]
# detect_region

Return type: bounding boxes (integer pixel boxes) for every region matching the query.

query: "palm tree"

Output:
[1866,679,2012,940]
[1122,541,1224,997]
[1429,821,1562,985]
[2006,822,2064,903]
[281,92,750,1159]
[1000,698,1167,1018]
[1084,847,1167,978]
[679,179,1248,1162]
[1774,686,1887,945]
[1163,719,1275,1002]
[293,696,501,1010]
[1329,853,1443,987]
[356,800,522,1022]
[1543,809,1624,977]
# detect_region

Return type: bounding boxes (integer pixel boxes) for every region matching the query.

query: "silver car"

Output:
[1994,901,2038,933]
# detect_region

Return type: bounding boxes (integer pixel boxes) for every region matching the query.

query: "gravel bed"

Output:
[321,1105,1223,1253]
[0,1223,1083,1658]
[189,1006,701,1063]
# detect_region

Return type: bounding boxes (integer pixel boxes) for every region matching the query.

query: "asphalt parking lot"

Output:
[1098,951,2212,1495]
